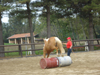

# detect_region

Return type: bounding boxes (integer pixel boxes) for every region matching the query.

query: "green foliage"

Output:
[34,17,47,38]
[0,0,14,12]
[2,0,100,43]
[4,43,16,45]
[0,5,10,12]
[54,19,71,41]
[69,17,89,39]
[9,9,28,18]
[18,0,30,3]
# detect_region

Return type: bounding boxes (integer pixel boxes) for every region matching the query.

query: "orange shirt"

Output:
[66,41,72,48]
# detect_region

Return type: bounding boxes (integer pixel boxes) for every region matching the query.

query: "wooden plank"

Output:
[0,43,44,47]
[0,50,19,53]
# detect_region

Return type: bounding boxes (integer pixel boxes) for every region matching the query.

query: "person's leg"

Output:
[67,49,70,56]
[67,49,72,56]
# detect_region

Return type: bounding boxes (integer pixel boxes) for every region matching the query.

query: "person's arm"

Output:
[70,45,72,49]
[63,43,67,45]
[70,44,74,53]
[70,42,72,49]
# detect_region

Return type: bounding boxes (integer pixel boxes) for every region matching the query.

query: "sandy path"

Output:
[0,51,100,75]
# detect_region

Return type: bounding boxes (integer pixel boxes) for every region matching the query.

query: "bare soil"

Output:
[0,51,100,75]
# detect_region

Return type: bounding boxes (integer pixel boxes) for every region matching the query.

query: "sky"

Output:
[1,0,36,23]
[2,16,9,23]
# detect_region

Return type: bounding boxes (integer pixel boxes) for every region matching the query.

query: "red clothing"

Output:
[66,41,72,48]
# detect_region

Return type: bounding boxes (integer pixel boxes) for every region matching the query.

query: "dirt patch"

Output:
[0,51,100,75]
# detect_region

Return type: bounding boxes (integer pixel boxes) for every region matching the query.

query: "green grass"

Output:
[4,43,16,45]
[5,50,44,57]
[94,46,100,50]
[5,52,26,57]
[35,50,43,55]
[5,52,19,56]
[5,49,56,57]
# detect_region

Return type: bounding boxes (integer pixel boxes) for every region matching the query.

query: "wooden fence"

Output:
[0,39,100,57]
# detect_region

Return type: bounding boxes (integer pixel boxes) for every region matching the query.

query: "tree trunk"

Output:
[46,5,51,38]
[88,13,94,50]
[0,12,4,57]
[26,2,35,55]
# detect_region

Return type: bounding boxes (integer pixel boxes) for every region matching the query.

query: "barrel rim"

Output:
[40,58,47,69]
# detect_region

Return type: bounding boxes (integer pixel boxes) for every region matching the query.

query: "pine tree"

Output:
[0,0,12,57]
[56,0,100,50]
[32,0,58,38]
[9,0,36,55]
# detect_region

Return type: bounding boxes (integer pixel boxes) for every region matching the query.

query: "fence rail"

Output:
[0,39,100,57]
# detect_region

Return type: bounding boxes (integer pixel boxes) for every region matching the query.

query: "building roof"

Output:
[7,33,35,39]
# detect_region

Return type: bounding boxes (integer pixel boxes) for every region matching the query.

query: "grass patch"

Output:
[94,46,100,50]
[35,50,43,55]
[4,43,16,45]
[5,50,44,57]
[5,51,27,57]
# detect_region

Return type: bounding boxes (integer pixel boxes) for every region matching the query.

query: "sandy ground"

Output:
[0,51,100,75]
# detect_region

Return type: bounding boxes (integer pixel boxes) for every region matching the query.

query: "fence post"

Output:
[97,40,99,44]
[87,40,90,51]
[85,41,89,51]
[18,45,23,57]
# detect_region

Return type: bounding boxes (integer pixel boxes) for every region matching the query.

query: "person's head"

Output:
[67,37,71,41]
